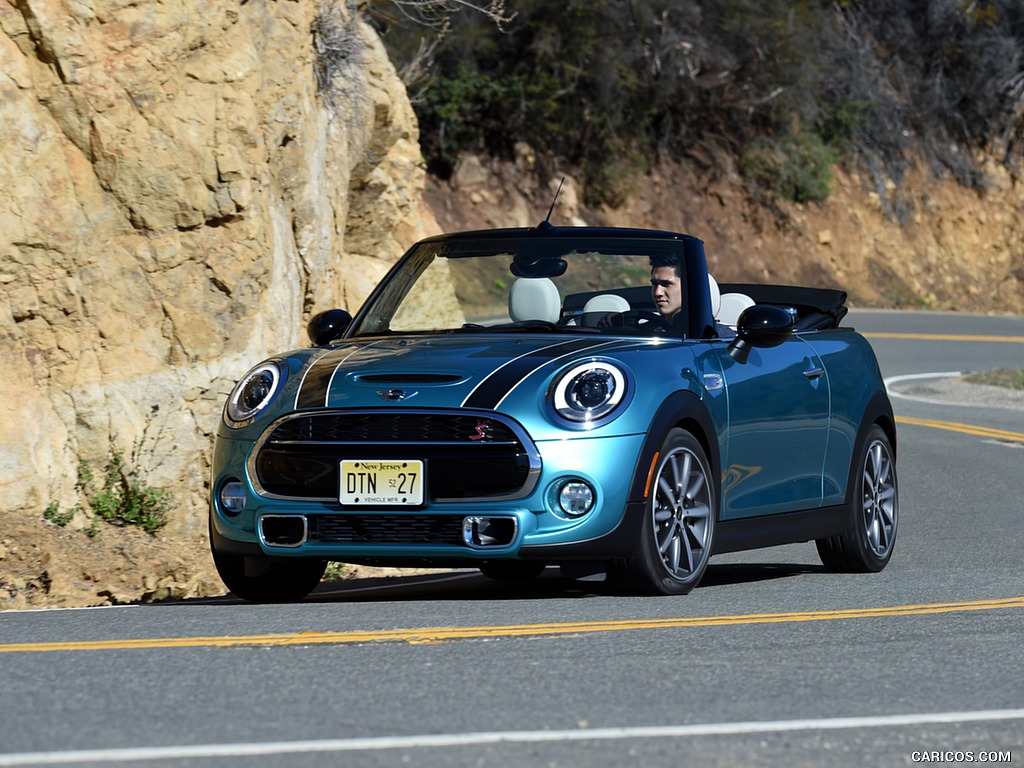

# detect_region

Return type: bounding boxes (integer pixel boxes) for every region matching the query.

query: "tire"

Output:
[479,561,547,582]
[623,429,717,595]
[211,538,327,603]
[817,424,898,572]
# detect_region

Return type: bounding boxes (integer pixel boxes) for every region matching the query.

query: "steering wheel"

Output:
[611,309,672,332]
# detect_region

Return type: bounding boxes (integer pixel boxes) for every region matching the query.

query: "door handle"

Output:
[803,366,825,379]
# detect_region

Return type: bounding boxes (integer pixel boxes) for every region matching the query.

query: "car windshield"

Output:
[349,233,692,338]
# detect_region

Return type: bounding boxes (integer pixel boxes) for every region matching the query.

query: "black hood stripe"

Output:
[296,336,661,412]
[462,338,618,410]
[294,342,386,410]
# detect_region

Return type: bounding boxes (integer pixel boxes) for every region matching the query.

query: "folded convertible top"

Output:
[719,283,849,330]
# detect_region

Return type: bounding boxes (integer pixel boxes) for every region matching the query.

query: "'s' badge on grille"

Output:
[469,422,493,441]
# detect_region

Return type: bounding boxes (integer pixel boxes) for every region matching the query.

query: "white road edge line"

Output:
[2,709,1023,765]
[884,371,963,405]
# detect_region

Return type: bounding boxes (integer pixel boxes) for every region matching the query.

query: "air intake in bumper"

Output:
[462,516,518,548]
[259,515,307,548]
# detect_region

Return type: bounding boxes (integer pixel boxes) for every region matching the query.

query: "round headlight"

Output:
[551,361,628,424]
[226,362,284,426]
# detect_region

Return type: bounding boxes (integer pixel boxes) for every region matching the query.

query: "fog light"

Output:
[558,481,595,517]
[220,481,247,514]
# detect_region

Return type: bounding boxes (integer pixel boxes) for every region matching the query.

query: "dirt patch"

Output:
[0,516,220,610]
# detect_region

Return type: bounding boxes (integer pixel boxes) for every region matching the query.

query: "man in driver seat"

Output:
[649,254,683,323]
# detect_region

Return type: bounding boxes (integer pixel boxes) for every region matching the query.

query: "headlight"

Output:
[551,360,629,425]
[225,361,285,426]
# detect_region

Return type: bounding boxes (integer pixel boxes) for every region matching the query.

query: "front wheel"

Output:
[211,541,327,603]
[817,424,898,572]
[623,429,717,595]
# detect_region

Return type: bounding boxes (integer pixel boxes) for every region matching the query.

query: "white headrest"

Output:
[718,292,755,329]
[583,294,630,314]
[708,274,722,319]
[508,278,561,324]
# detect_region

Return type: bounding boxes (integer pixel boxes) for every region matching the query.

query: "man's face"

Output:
[650,266,682,319]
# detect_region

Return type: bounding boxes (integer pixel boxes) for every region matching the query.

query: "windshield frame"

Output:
[346,228,711,340]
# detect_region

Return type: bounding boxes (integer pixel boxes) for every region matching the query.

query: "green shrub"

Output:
[80,453,171,535]
[740,133,838,202]
[371,0,1024,205]
[43,501,76,528]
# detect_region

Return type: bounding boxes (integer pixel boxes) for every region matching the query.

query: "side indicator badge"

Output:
[643,451,661,498]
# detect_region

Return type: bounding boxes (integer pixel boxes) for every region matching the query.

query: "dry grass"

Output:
[962,369,1024,391]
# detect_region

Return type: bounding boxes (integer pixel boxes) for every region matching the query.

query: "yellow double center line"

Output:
[864,332,1024,344]
[3,597,1023,653]
[864,331,1024,441]
[896,415,1024,442]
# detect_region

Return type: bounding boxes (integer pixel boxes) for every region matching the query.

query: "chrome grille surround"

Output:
[247,409,542,503]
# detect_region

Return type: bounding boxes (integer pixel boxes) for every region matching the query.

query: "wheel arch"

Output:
[846,389,897,503]
[627,390,722,506]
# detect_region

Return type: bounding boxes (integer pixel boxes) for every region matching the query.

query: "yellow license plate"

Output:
[339,460,424,506]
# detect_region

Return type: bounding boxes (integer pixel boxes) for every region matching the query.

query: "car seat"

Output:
[708,274,722,320]
[508,277,561,324]
[718,292,756,329]
[580,293,631,326]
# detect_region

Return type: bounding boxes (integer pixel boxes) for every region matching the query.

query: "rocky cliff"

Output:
[1,0,435,607]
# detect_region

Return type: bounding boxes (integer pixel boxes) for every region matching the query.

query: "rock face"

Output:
[0,0,434,605]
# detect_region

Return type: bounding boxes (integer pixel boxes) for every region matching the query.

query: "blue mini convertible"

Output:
[210,224,898,601]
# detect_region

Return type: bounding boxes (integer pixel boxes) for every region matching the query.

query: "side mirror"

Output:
[727,305,794,363]
[307,309,352,345]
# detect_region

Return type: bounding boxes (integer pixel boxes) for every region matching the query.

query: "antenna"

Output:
[544,177,565,225]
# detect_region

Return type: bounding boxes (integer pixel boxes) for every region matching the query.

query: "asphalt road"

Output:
[2,309,1023,768]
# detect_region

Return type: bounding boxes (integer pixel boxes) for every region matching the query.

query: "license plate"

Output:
[339,460,424,506]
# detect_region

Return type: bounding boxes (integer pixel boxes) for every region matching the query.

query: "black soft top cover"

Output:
[719,283,849,330]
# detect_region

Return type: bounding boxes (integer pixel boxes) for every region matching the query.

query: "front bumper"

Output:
[210,430,646,564]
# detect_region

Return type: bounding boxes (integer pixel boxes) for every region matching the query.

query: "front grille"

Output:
[253,411,538,502]
[308,514,465,545]
[269,413,520,444]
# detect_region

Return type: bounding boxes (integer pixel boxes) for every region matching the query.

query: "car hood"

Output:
[291,334,647,412]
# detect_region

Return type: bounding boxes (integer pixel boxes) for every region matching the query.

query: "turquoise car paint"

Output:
[210,224,898,600]
[716,335,830,518]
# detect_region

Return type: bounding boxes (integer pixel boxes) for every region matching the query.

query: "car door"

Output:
[714,335,829,519]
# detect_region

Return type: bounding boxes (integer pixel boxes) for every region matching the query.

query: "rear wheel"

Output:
[211,535,326,603]
[817,424,898,572]
[623,429,717,595]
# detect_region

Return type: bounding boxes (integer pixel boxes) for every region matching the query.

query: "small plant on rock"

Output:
[80,453,171,535]
[43,501,76,528]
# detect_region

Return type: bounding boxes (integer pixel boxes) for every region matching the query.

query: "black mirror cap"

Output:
[727,305,794,363]
[307,309,352,345]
